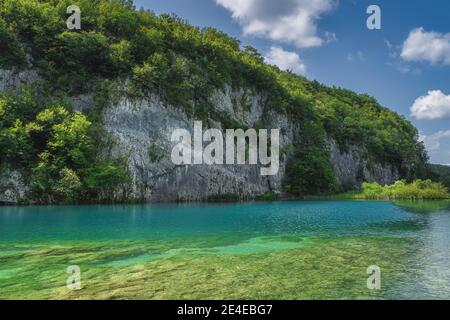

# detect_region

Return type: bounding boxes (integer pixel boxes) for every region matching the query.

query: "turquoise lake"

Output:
[0,200,449,299]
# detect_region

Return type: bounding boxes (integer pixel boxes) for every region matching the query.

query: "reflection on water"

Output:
[389,200,450,299]
[0,200,449,299]
[393,200,450,214]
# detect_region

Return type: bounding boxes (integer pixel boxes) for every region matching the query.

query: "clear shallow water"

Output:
[0,200,449,299]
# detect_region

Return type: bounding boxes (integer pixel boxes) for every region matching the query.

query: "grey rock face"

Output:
[0,69,36,204]
[0,68,39,92]
[102,92,292,202]
[329,139,400,189]
[102,87,401,202]
[0,168,28,204]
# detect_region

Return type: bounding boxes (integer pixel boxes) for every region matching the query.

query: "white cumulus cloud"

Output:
[401,27,450,65]
[215,0,335,48]
[420,130,450,152]
[264,46,306,75]
[411,90,450,120]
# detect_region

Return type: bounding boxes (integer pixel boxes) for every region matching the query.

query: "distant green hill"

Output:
[427,164,450,188]
[0,0,429,203]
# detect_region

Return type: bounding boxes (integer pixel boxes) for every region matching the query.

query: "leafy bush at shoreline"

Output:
[359,180,449,200]
[0,0,430,201]
[0,88,129,204]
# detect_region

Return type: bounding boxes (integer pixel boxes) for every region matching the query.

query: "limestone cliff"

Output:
[0,68,404,203]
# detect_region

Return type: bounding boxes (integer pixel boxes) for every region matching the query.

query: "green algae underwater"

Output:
[1,200,449,300]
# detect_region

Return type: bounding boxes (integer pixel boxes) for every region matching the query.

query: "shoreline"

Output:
[2,196,449,208]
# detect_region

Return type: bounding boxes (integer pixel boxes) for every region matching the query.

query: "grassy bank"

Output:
[306,180,450,201]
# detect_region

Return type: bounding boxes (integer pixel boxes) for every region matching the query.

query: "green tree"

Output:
[53,168,83,203]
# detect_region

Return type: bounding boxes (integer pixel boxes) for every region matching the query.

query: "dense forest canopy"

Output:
[0,0,432,203]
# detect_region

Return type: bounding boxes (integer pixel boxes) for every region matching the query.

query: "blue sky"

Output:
[134,0,450,165]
